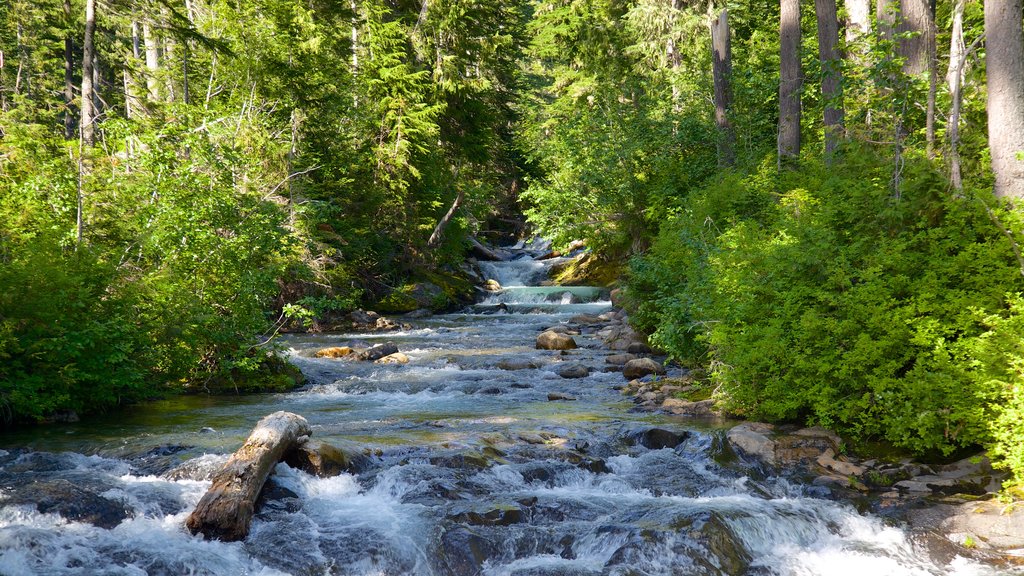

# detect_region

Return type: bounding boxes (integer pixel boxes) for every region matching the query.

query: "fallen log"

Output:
[186,411,311,541]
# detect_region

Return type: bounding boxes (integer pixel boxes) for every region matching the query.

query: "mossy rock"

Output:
[551,253,622,287]
[206,353,306,394]
[374,269,476,314]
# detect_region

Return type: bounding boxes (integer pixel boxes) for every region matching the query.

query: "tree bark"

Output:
[80,0,97,147]
[143,21,161,102]
[815,0,844,158]
[949,33,983,194]
[427,189,464,248]
[947,0,966,89]
[63,0,76,140]
[186,412,312,541]
[710,8,734,167]
[985,0,1024,199]
[846,0,871,43]
[897,0,931,75]
[778,0,801,167]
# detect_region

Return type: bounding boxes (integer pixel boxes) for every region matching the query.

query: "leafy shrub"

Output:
[628,149,1024,477]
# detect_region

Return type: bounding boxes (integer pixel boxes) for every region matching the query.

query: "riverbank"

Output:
[590,290,1024,563]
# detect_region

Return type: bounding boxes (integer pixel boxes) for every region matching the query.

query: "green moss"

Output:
[551,253,622,287]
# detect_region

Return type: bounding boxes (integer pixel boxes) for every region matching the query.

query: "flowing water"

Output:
[0,247,1017,575]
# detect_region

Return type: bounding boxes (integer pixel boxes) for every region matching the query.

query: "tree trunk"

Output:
[186,412,312,541]
[897,0,930,75]
[63,0,76,140]
[947,0,966,89]
[125,21,143,119]
[922,0,937,157]
[846,0,871,43]
[710,8,734,167]
[80,0,97,147]
[985,0,1024,199]
[815,0,844,158]
[778,0,801,167]
[947,1,975,194]
[877,0,895,42]
[143,21,160,102]
[427,189,464,248]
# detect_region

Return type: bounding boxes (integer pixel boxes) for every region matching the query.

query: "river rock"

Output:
[355,342,399,361]
[315,346,353,358]
[449,504,525,527]
[375,352,410,365]
[610,287,624,307]
[437,526,499,575]
[497,359,540,371]
[484,279,502,291]
[622,358,666,379]
[545,325,579,336]
[537,330,577,350]
[605,353,637,366]
[633,428,689,450]
[548,392,577,401]
[907,499,1024,550]
[556,364,590,379]
[816,448,866,477]
[626,341,653,354]
[569,313,604,325]
[661,398,716,417]
[285,439,362,477]
[727,422,777,465]
[349,309,376,324]
[4,479,132,529]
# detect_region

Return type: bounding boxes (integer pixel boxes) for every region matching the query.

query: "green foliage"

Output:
[629,150,1024,469]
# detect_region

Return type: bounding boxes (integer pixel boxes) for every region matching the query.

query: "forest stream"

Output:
[0,245,1016,576]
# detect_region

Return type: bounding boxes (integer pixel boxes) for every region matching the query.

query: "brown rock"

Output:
[605,353,638,366]
[536,330,578,350]
[315,346,353,358]
[622,358,666,380]
[375,352,410,365]
[662,398,717,417]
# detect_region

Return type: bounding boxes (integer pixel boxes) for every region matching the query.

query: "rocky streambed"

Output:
[0,242,1021,575]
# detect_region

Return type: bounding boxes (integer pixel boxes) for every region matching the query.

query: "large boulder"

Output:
[622,358,666,379]
[536,330,578,350]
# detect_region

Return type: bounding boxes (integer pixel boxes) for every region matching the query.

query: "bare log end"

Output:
[185,411,311,541]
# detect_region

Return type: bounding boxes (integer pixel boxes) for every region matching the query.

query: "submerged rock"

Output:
[497,359,540,371]
[548,392,577,401]
[537,330,578,350]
